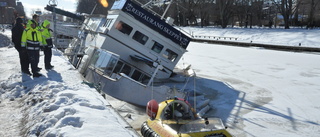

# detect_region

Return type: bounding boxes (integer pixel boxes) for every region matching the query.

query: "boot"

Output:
[22,70,32,75]
[45,65,54,70]
[33,73,43,78]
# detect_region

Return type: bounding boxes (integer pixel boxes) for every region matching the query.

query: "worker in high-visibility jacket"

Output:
[41,20,54,70]
[21,20,43,77]
[26,14,41,29]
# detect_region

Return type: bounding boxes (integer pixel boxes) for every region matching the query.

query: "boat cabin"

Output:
[80,0,191,83]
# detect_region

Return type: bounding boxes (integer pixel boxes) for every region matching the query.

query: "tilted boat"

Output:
[141,98,233,137]
[64,0,192,106]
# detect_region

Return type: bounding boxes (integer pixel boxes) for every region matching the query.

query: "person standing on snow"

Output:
[32,14,43,71]
[21,20,43,78]
[11,17,31,75]
[41,20,54,70]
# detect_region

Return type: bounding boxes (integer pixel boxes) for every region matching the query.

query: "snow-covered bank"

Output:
[0,30,138,137]
[181,27,320,48]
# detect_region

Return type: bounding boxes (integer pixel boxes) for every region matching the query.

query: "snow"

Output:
[0,30,138,137]
[1,27,320,137]
[184,27,320,47]
[177,43,320,136]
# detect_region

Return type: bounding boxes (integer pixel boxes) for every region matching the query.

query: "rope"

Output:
[151,80,154,99]
[193,71,196,113]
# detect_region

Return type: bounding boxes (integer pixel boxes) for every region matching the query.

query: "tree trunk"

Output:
[306,0,319,29]
[279,0,293,29]
[217,0,233,28]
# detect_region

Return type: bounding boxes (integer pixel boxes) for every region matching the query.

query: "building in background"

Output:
[15,1,25,18]
[0,0,25,24]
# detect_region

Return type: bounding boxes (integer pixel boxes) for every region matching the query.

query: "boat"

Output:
[64,0,192,106]
[141,98,233,137]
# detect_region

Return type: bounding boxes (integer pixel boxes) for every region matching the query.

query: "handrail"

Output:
[192,38,320,53]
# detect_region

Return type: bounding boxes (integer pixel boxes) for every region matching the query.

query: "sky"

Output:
[1,26,320,137]
[18,0,78,18]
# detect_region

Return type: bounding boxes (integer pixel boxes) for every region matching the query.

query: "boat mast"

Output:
[161,0,174,20]
[138,0,174,20]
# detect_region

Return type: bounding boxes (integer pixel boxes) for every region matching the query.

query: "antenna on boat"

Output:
[191,69,197,114]
[90,4,98,15]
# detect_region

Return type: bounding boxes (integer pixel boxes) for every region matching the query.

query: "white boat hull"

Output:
[84,68,185,106]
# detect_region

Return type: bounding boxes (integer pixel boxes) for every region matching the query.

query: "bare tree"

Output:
[252,0,264,27]
[170,0,192,26]
[170,0,197,26]
[232,0,248,28]
[184,0,198,26]
[73,0,319,28]
[216,0,234,28]
[292,0,302,27]
[273,0,294,29]
[306,0,320,28]
[195,0,216,27]
[244,0,253,28]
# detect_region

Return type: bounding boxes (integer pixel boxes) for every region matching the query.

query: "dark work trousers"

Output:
[15,48,30,72]
[27,50,40,74]
[43,47,52,68]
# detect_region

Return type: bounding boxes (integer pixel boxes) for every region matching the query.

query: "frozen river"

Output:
[114,41,320,137]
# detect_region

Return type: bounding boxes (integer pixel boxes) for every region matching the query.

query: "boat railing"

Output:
[138,0,193,39]
[132,0,162,18]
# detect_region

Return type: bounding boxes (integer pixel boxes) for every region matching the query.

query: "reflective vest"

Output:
[21,27,43,50]
[41,20,53,48]
[25,21,41,30]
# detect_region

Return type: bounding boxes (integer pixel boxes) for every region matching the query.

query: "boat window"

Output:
[151,42,164,53]
[93,50,118,72]
[90,50,101,66]
[95,52,108,70]
[87,17,101,31]
[103,19,113,28]
[140,75,150,83]
[132,31,149,45]
[163,49,178,62]
[115,21,132,35]
[131,70,142,81]
[104,57,118,76]
[97,18,107,33]
[121,64,131,76]
[113,61,124,74]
